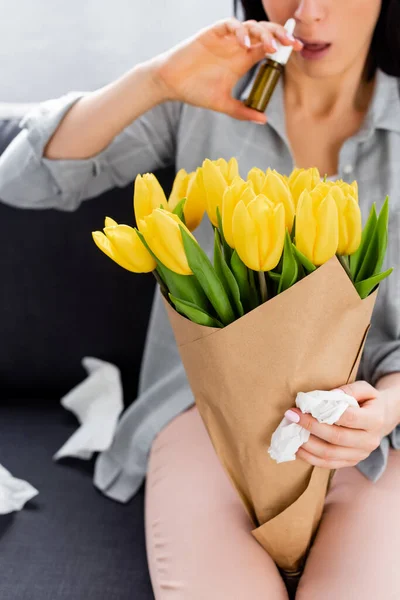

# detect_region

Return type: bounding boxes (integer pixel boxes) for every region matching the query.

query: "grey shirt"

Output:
[1,67,400,502]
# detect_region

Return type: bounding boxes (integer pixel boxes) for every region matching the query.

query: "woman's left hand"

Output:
[286,381,393,469]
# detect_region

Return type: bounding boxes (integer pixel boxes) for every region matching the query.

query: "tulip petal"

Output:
[262,203,286,271]
[290,168,321,206]
[222,178,248,248]
[295,190,317,263]
[104,216,118,228]
[313,193,339,265]
[92,231,145,273]
[261,171,295,232]
[202,159,228,226]
[144,173,168,208]
[215,158,228,180]
[103,224,156,272]
[141,210,192,275]
[134,173,168,227]
[329,186,348,255]
[247,195,271,268]
[232,201,260,270]
[168,169,189,211]
[184,169,206,231]
[344,198,362,255]
[247,167,265,194]
[227,157,239,183]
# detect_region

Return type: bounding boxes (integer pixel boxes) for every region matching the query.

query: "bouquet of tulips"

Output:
[93,159,391,577]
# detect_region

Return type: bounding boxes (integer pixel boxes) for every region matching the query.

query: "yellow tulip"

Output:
[232,194,285,271]
[201,158,239,226]
[247,167,265,194]
[288,167,302,187]
[134,173,168,227]
[139,209,196,275]
[222,178,255,248]
[335,179,358,202]
[260,170,295,232]
[290,167,321,207]
[295,189,339,265]
[215,157,239,183]
[328,186,362,255]
[266,168,291,190]
[92,217,156,273]
[168,168,206,231]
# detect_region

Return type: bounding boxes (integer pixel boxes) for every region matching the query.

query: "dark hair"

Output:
[234,0,400,80]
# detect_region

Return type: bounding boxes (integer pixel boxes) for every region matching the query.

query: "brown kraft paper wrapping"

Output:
[164,257,377,573]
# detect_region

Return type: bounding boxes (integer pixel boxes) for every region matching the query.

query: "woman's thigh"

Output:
[297,449,400,600]
[145,406,288,600]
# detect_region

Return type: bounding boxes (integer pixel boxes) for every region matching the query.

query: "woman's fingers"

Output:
[246,22,279,53]
[301,434,368,464]
[296,446,360,470]
[213,18,303,54]
[223,97,267,123]
[245,21,303,53]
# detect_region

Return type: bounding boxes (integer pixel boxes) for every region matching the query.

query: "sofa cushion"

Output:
[0,402,153,599]
[0,118,175,401]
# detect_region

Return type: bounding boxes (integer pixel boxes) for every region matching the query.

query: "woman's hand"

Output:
[151,18,303,123]
[285,381,398,469]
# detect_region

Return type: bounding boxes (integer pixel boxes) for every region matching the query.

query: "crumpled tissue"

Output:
[54,357,124,461]
[0,464,38,514]
[268,389,359,463]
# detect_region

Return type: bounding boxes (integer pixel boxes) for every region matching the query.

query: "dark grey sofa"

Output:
[0,119,173,599]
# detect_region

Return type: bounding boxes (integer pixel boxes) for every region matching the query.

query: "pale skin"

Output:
[43,0,400,467]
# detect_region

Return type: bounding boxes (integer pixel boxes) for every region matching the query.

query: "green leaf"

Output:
[214,229,244,317]
[268,271,281,282]
[230,250,252,313]
[216,206,232,264]
[354,268,393,299]
[136,228,209,311]
[349,203,377,279]
[248,268,260,309]
[180,226,236,326]
[171,198,187,226]
[292,244,316,273]
[278,230,299,294]
[356,198,389,283]
[169,294,223,328]
[336,253,352,282]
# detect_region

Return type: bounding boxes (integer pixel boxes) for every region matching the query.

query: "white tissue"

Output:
[54,357,124,461]
[268,389,359,463]
[0,464,38,514]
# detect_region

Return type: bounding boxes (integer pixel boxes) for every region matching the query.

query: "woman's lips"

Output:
[297,39,332,61]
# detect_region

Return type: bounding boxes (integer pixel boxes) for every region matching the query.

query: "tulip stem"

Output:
[258,271,268,304]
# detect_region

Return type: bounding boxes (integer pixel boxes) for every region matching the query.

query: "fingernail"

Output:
[251,120,266,125]
[285,33,295,42]
[285,410,300,423]
[244,34,251,48]
[271,39,279,51]
[331,388,345,394]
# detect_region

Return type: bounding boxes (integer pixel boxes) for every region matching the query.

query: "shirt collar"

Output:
[239,65,400,139]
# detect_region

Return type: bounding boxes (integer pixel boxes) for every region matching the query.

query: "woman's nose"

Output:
[294,0,326,25]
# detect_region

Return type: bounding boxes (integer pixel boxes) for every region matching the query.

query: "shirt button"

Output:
[343,164,354,175]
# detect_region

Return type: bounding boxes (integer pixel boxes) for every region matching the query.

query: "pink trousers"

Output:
[145,406,400,599]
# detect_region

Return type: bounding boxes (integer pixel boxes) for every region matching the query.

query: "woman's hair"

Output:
[234,0,400,79]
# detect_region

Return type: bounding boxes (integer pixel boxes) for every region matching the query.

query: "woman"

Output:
[1,1,400,597]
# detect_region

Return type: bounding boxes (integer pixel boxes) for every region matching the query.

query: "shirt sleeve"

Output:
[0,91,182,211]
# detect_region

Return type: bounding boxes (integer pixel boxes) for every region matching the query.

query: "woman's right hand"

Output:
[151,18,303,123]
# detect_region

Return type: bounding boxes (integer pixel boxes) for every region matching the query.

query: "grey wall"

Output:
[0,0,232,103]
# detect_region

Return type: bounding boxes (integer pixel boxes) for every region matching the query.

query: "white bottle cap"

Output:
[267,18,296,66]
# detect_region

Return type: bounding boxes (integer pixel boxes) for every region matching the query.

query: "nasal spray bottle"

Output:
[244,18,296,113]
